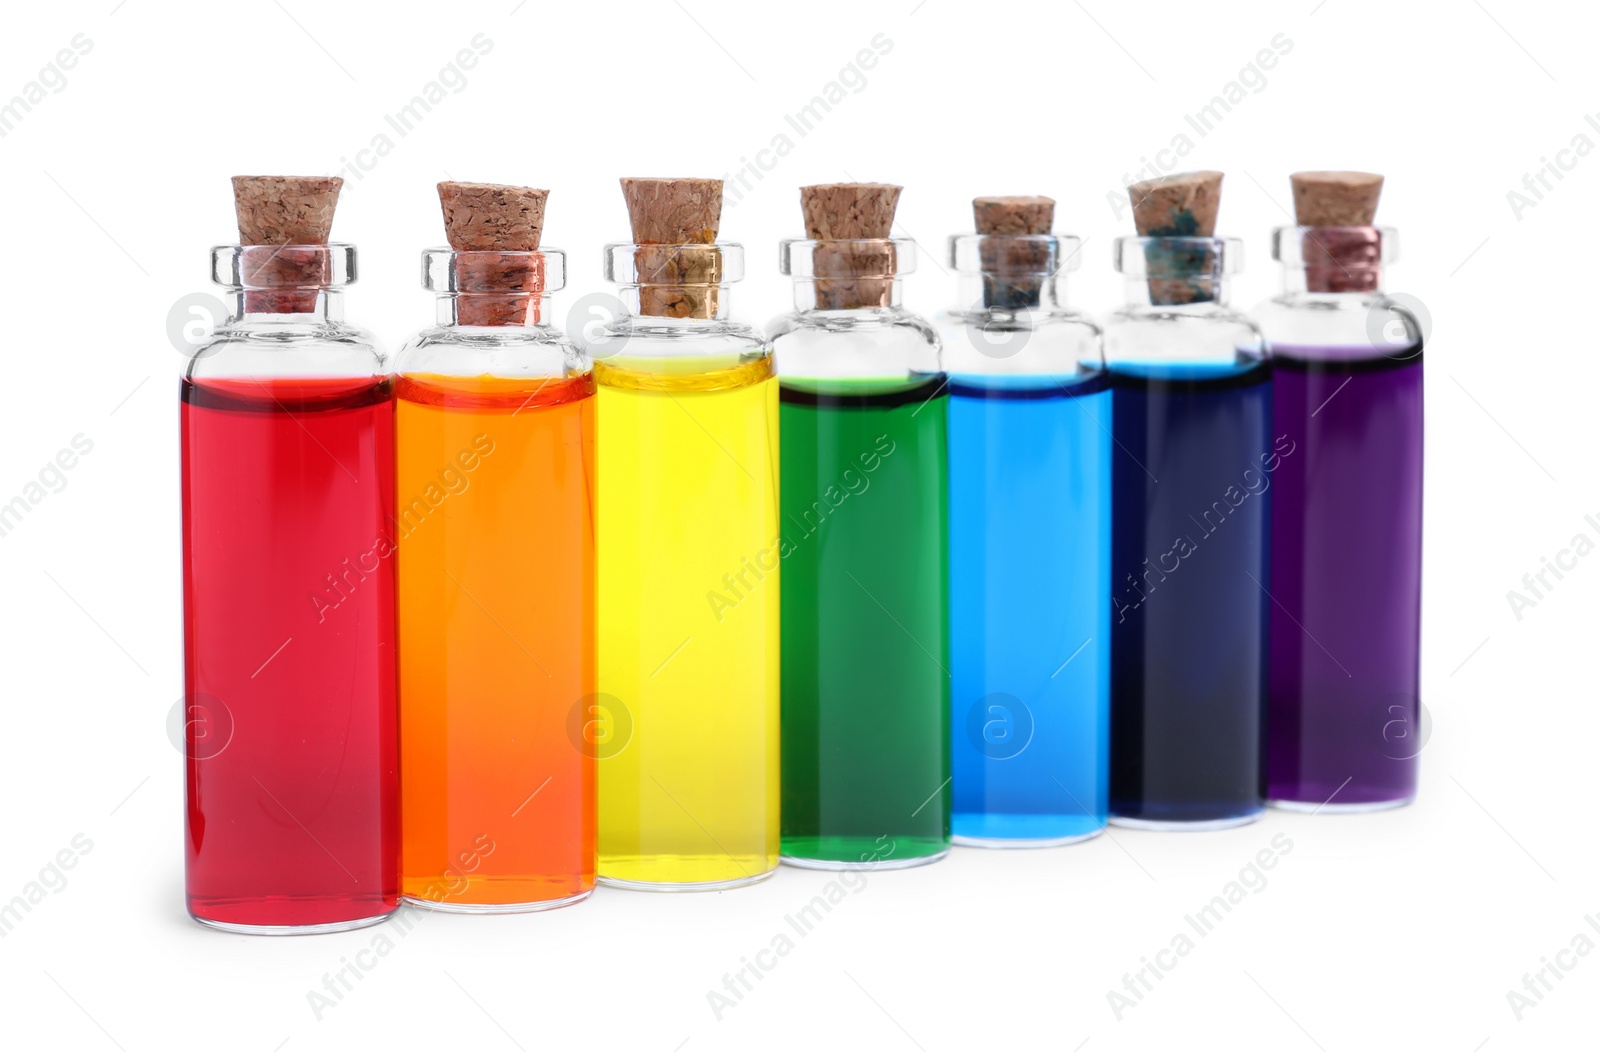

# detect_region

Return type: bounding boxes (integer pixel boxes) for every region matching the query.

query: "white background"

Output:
[0,0,1590,1049]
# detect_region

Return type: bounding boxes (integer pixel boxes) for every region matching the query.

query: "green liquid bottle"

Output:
[778,378,951,867]
[771,184,951,870]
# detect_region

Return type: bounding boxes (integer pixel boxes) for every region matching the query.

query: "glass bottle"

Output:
[940,232,1109,846]
[182,243,398,932]
[772,237,951,869]
[1104,236,1269,829]
[1254,226,1423,810]
[393,246,596,910]
[590,240,780,889]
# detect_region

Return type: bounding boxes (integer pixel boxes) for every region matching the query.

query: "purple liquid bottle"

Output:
[1253,172,1424,811]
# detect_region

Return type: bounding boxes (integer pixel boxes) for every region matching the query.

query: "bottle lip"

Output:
[779,238,917,278]
[211,243,356,289]
[603,242,745,285]
[1113,236,1243,278]
[947,234,1082,276]
[1271,225,1398,266]
[421,247,566,295]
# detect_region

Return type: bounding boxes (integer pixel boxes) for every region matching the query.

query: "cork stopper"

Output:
[974,195,1054,310]
[439,182,547,251]
[1291,171,1383,227]
[974,196,1054,237]
[620,177,723,319]
[1129,171,1221,238]
[233,176,343,245]
[231,176,344,314]
[799,183,901,310]
[437,182,549,326]
[1291,171,1384,294]
[1127,171,1223,306]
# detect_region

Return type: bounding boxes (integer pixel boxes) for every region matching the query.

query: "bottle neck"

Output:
[1120,275,1231,308]
[217,244,356,322]
[1276,227,1387,295]
[437,292,552,327]
[232,287,345,322]
[790,276,904,312]
[955,273,1064,312]
[1292,227,1382,292]
[1280,264,1385,296]
[614,284,736,321]
[1114,236,1236,309]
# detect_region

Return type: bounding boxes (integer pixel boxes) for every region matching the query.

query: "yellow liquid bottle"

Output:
[595,351,780,888]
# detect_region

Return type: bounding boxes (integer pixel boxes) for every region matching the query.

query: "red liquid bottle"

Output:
[181,177,398,933]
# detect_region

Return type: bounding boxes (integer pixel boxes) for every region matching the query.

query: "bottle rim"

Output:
[603,242,745,286]
[210,243,356,289]
[420,247,567,296]
[947,234,1082,276]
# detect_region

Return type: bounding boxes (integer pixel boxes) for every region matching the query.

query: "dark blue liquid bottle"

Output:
[1108,362,1271,826]
[1103,218,1269,830]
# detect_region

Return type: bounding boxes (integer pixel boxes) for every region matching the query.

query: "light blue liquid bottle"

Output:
[940,199,1110,846]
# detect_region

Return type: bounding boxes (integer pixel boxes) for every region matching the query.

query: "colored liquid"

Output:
[1267,348,1424,808]
[948,374,1111,843]
[595,356,780,886]
[1109,362,1271,826]
[780,375,951,865]
[395,374,596,908]
[181,376,397,929]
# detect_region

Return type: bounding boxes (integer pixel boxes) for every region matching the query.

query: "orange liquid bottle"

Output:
[394,187,595,912]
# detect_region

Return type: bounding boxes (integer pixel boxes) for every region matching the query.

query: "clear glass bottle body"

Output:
[771,238,950,869]
[938,234,1110,847]
[392,249,596,910]
[182,245,398,932]
[589,243,780,889]
[1103,237,1269,829]
[1253,227,1423,811]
